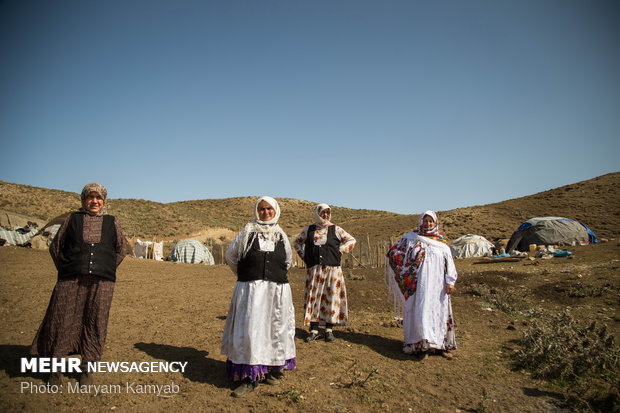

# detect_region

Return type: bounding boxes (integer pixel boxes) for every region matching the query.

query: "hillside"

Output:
[1,172,618,243]
[1,175,619,412]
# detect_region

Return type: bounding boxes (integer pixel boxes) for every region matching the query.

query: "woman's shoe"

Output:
[231,380,256,398]
[269,371,284,380]
[263,372,280,385]
[324,331,335,342]
[440,350,453,360]
[305,331,322,342]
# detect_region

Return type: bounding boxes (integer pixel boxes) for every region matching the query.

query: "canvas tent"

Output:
[450,234,495,258]
[28,224,61,249]
[0,224,39,246]
[507,217,597,252]
[169,239,215,265]
[27,212,71,250]
[134,239,164,261]
[42,212,71,234]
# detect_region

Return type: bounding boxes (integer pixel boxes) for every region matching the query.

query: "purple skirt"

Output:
[226,358,296,383]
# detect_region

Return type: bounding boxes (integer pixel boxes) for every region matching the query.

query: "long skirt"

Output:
[303,265,348,326]
[221,280,296,382]
[30,275,115,362]
[403,293,457,351]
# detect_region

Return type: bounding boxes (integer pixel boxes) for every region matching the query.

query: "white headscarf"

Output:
[238,196,286,258]
[314,203,333,228]
[418,210,439,235]
[254,195,281,224]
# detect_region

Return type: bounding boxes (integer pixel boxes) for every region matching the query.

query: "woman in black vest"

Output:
[31,183,127,386]
[294,203,356,342]
[221,196,296,398]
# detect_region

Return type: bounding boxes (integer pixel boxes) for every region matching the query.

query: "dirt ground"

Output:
[0,242,618,413]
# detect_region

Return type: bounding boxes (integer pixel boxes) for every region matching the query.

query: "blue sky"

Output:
[1,0,618,214]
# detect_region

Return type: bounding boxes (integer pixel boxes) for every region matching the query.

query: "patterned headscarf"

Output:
[80,182,108,216]
[418,210,447,243]
[314,203,333,228]
[237,196,287,258]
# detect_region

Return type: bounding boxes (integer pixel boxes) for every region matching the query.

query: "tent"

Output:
[169,239,215,265]
[42,212,71,235]
[0,224,39,246]
[507,217,597,252]
[27,212,71,250]
[450,234,495,258]
[134,239,164,261]
[28,224,61,249]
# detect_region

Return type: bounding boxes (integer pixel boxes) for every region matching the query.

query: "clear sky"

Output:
[1,1,618,214]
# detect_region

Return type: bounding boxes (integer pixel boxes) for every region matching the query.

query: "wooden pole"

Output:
[366,234,371,267]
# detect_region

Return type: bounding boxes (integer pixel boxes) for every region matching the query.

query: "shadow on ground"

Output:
[134,342,228,388]
[0,344,47,381]
[295,327,410,361]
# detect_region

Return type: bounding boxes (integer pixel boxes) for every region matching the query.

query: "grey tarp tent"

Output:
[0,225,39,246]
[507,217,596,252]
[28,212,71,249]
[169,239,215,265]
[450,234,495,258]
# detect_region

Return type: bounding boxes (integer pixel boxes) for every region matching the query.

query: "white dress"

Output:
[386,232,458,350]
[221,232,296,367]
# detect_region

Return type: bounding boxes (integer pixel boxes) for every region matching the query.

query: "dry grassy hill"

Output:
[1,172,618,244]
[0,175,619,412]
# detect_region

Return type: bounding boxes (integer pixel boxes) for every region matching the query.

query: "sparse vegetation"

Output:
[1,175,619,412]
[559,282,610,298]
[335,361,379,389]
[465,283,530,314]
[271,389,304,403]
[514,311,620,411]
[2,172,619,242]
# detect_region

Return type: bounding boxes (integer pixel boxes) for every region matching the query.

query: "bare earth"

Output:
[1,242,618,412]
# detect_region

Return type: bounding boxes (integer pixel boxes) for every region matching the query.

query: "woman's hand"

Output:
[445,284,456,295]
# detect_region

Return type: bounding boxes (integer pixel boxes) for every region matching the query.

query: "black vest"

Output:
[237,235,288,283]
[57,213,118,281]
[303,225,342,267]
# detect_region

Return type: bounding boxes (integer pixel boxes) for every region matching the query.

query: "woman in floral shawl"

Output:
[386,210,457,359]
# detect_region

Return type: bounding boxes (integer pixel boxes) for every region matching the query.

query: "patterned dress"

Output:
[31,212,127,362]
[386,231,457,351]
[294,225,356,326]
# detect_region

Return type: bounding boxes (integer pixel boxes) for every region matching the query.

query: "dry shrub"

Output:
[465,284,528,313]
[561,282,610,298]
[335,361,379,389]
[514,311,620,411]
[273,389,303,403]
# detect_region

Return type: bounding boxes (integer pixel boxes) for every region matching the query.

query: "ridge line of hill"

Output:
[1,172,618,242]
